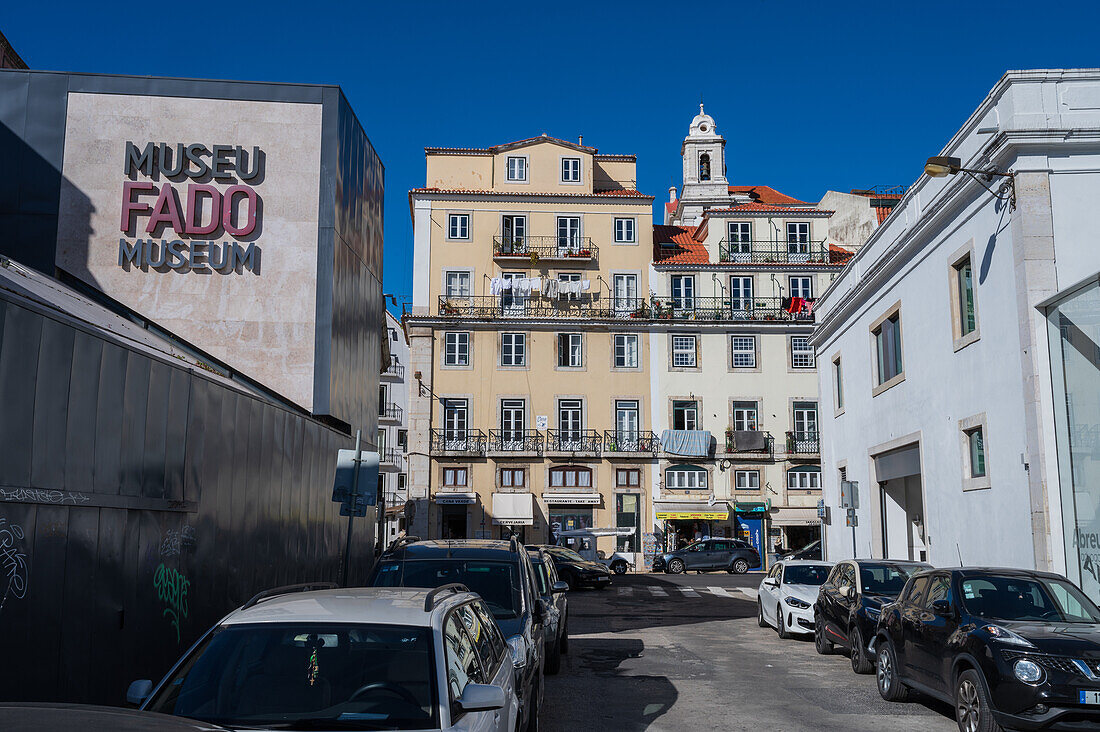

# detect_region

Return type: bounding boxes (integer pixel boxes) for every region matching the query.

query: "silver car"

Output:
[130,583,520,731]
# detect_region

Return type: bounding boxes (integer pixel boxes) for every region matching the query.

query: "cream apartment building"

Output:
[406,135,656,558]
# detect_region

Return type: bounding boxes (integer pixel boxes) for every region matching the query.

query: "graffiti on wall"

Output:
[153,563,190,643]
[0,516,29,614]
[159,525,195,559]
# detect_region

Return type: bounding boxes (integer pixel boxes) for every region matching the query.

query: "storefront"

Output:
[544,491,601,543]
[435,492,477,539]
[492,492,534,541]
[654,502,731,551]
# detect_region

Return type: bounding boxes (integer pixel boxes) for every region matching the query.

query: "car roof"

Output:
[909,567,1068,580]
[0,704,229,731]
[778,560,833,567]
[382,539,522,562]
[221,587,477,627]
[848,559,932,568]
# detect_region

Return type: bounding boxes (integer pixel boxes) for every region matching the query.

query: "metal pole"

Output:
[341,429,362,587]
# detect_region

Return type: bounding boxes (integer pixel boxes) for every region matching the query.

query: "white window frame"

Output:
[558,272,582,302]
[789,276,813,299]
[614,334,639,368]
[447,213,470,240]
[558,332,583,368]
[501,332,526,367]
[734,470,760,491]
[787,468,822,490]
[444,270,471,298]
[443,467,468,487]
[561,157,581,183]
[732,402,758,431]
[666,467,708,490]
[614,217,636,243]
[672,400,698,431]
[671,275,695,311]
[731,335,757,368]
[443,332,470,367]
[506,155,527,182]
[791,336,815,369]
[672,335,697,368]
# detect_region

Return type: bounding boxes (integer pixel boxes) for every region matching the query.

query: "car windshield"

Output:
[860,564,919,595]
[960,574,1100,623]
[783,565,830,586]
[372,559,522,619]
[144,623,437,730]
[549,547,585,563]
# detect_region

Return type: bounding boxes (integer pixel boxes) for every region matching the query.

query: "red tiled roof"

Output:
[728,185,810,206]
[409,187,653,199]
[874,206,893,224]
[665,200,677,216]
[653,225,709,265]
[425,134,598,155]
[829,243,856,264]
[707,202,832,215]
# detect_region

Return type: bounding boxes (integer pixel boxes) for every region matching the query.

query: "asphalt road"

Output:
[542,572,956,731]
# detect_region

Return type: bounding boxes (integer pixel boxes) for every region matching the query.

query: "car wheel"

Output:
[732,558,750,574]
[850,627,873,674]
[667,558,685,574]
[814,617,834,655]
[955,669,1001,732]
[876,640,909,702]
[777,605,789,639]
[544,638,562,675]
[758,600,768,628]
[612,561,627,575]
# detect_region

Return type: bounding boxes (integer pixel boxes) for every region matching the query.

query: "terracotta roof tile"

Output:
[707,202,832,215]
[728,185,810,206]
[653,225,709,264]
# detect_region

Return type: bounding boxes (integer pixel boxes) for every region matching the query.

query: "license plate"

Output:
[1080,690,1100,705]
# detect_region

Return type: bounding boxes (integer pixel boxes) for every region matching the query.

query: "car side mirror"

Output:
[456,683,506,712]
[846,586,857,601]
[126,679,153,707]
[551,580,569,594]
[931,599,952,617]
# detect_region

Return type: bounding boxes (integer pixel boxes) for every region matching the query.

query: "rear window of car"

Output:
[960,574,1100,622]
[859,564,919,596]
[372,559,522,619]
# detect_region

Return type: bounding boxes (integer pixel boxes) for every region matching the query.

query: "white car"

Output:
[130,583,521,732]
[757,560,834,638]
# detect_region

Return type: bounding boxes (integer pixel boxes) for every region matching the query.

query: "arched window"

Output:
[699,153,711,181]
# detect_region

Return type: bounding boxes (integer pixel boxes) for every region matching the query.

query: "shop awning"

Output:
[654,501,729,520]
[492,492,534,526]
[434,492,477,505]
[733,501,769,515]
[770,507,821,527]
[541,492,601,505]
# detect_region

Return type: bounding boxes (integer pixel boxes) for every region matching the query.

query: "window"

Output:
[672,335,697,368]
[791,336,815,368]
[732,401,758,431]
[793,402,818,437]
[728,221,751,243]
[557,399,583,442]
[376,427,386,451]
[787,467,822,490]
[443,467,468,487]
[506,156,526,181]
[833,356,843,412]
[731,335,756,368]
[614,217,636,243]
[501,215,526,252]
[500,400,526,439]
[953,254,978,341]
[501,332,526,367]
[787,222,810,248]
[671,275,695,311]
[561,157,581,182]
[730,276,753,313]
[873,311,904,386]
[789,276,812,299]
[557,216,581,253]
[558,272,581,302]
[389,327,398,342]
[616,493,640,552]
[726,222,752,261]
[612,273,638,315]
[378,384,388,414]
[448,213,469,240]
[443,612,483,705]
[443,332,470,366]
[666,466,707,490]
[966,426,986,478]
[549,466,592,488]
[672,400,698,431]
[398,429,408,451]
[443,399,468,443]
[735,470,760,491]
[615,400,640,447]
[614,334,639,368]
[699,153,711,181]
[397,473,406,493]
[558,333,582,367]
[444,270,471,298]
[501,468,526,489]
[616,468,641,487]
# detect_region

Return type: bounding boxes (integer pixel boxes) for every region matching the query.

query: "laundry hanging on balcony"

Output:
[489,277,511,295]
[781,297,816,315]
[544,278,559,298]
[660,430,712,457]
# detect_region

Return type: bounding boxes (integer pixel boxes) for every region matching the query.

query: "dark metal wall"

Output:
[0,292,376,705]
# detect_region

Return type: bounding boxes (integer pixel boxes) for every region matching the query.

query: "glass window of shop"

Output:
[550,508,593,539]
[616,494,640,552]
[1047,278,1100,603]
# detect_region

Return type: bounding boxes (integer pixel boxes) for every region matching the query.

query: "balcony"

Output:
[718,240,851,266]
[381,362,405,380]
[429,429,487,456]
[380,448,404,471]
[439,295,638,320]
[724,429,775,459]
[650,296,814,323]
[786,430,820,457]
[545,429,602,455]
[379,403,403,423]
[488,429,544,456]
[493,235,598,263]
[603,430,659,457]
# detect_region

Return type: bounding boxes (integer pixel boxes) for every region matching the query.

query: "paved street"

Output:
[543,572,955,732]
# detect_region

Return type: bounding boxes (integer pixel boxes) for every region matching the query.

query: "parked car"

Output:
[781,539,822,561]
[0,704,228,731]
[875,567,1100,731]
[370,539,546,731]
[555,528,635,574]
[526,546,570,675]
[814,559,931,673]
[134,584,520,731]
[652,538,761,574]
[539,545,613,589]
[757,560,833,638]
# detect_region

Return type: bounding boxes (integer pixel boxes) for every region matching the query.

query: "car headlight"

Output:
[783,596,810,609]
[1013,659,1044,684]
[507,635,528,669]
[982,624,1037,649]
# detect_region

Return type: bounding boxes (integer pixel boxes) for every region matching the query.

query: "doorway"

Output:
[440,504,468,539]
[872,442,926,561]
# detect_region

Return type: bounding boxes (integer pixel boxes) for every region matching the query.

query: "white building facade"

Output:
[812,69,1100,601]
[380,310,410,542]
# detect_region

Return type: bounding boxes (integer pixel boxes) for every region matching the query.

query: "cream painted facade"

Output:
[406,135,656,559]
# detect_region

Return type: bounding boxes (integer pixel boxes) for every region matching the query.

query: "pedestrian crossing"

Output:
[614,584,753,600]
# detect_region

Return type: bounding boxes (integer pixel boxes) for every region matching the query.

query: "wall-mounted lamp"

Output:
[924,156,1016,210]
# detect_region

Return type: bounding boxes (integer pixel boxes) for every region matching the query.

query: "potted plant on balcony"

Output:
[439,300,459,316]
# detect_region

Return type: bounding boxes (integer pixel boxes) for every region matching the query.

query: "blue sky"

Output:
[5,1,1099,306]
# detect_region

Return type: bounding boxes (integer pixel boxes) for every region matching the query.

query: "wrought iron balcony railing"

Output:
[786,430,821,455]
[489,429,544,453]
[493,235,598,262]
[429,429,487,455]
[380,448,404,466]
[439,295,617,319]
[650,296,814,322]
[545,429,602,453]
[718,240,850,266]
[379,403,403,421]
[382,362,405,379]
[724,429,775,457]
[603,430,659,455]
[436,295,813,322]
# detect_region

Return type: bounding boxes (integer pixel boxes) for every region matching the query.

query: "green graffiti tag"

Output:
[153,562,190,643]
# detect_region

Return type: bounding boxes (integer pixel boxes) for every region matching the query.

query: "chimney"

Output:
[669,186,677,202]
[578,134,583,146]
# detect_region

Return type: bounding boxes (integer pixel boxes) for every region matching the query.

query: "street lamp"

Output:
[924,155,1016,209]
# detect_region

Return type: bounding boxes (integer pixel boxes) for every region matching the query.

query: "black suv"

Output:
[652,538,761,574]
[875,567,1100,731]
[369,539,546,732]
[527,547,570,675]
[538,545,612,590]
[814,559,930,673]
